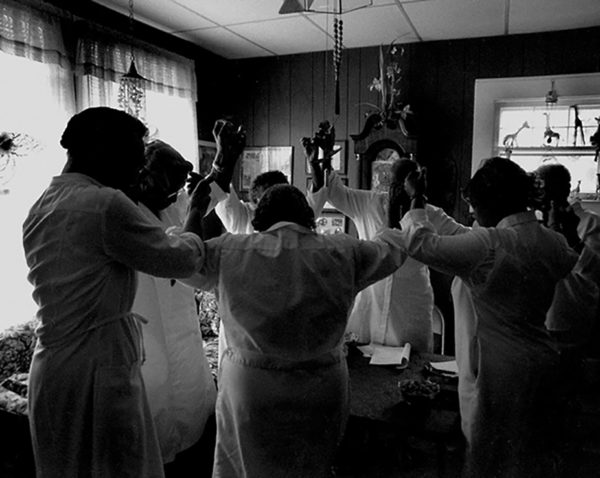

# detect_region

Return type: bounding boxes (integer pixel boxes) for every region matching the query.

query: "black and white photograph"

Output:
[1,1,600,478]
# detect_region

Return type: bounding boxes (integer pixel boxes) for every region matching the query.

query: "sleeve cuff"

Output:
[400,208,427,229]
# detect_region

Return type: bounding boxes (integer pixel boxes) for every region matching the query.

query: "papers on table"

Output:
[428,360,458,376]
[357,343,411,368]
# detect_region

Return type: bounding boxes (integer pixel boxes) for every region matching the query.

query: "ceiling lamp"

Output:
[118,0,147,120]
[279,0,372,15]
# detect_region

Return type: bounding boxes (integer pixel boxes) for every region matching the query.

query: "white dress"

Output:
[323,171,463,351]
[135,198,217,464]
[184,222,407,478]
[23,173,204,478]
[401,209,578,478]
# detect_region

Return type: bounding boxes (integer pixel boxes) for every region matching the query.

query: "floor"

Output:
[3,378,600,478]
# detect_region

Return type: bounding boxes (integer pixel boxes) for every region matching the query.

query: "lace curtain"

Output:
[76,32,199,165]
[0,0,76,329]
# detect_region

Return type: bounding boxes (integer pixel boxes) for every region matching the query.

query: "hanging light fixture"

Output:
[118,0,147,120]
[279,0,372,14]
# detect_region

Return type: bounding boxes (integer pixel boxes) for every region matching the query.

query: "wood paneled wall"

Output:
[220,26,600,223]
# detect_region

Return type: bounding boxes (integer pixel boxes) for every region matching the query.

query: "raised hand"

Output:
[314,121,336,169]
[212,119,246,171]
[186,171,202,196]
[211,119,246,192]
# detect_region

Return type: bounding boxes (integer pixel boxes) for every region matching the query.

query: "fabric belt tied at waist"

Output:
[223,347,344,371]
[38,312,148,362]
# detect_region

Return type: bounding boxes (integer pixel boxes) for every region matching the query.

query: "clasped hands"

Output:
[301,120,341,172]
[187,119,246,208]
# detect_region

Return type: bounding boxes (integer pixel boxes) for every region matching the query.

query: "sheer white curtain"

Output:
[0,0,76,329]
[76,35,199,167]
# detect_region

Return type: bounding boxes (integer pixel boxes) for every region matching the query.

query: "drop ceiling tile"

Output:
[93,0,216,33]
[173,0,283,25]
[308,5,418,48]
[227,16,331,57]
[179,27,274,59]
[404,0,505,41]
[510,0,600,35]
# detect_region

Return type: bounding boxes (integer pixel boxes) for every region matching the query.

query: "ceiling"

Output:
[92,0,600,60]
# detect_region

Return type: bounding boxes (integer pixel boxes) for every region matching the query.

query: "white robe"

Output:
[322,171,463,351]
[401,209,578,478]
[23,173,204,478]
[135,199,217,464]
[184,222,407,478]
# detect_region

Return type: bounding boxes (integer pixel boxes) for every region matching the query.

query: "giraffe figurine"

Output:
[543,113,560,146]
[502,121,529,155]
[590,116,600,163]
[572,105,585,146]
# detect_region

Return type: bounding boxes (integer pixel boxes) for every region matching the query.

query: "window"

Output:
[0,3,199,331]
[0,7,76,330]
[76,37,199,167]
[494,102,600,198]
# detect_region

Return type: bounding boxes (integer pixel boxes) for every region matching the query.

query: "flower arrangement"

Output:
[362,42,413,134]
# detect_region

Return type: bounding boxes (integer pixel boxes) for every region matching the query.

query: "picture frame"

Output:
[240,146,293,191]
[198,140,217,177]
[305,140,347,175]
[315,210,347,235]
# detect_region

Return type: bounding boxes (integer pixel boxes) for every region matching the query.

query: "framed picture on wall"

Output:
[198,140,217,177]
[305,141,347,175]
[240,146,293,191]
[315,210,347,235]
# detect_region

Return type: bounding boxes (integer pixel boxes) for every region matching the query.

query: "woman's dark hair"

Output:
[534,163,571,204]
[251,184,316,232]
[388,158,418,229]
[462,156,536,215]
[250,170,289,204]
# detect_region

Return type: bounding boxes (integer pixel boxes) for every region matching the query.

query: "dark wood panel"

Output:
[223,26,600,213]
[252,58,270,146]
[290,54,315,188]
[268,56,291,146]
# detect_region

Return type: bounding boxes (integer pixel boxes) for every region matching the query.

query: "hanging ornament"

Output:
[118,0,147,121]
[118,59,146,120]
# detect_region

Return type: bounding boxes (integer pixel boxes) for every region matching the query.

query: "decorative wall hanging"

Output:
[118,0,147,120]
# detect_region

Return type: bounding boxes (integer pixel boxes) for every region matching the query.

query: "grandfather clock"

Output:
[350,113,417,191]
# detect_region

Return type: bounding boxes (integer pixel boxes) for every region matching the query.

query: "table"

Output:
[343,344,462,477]
[347,343,459,422]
